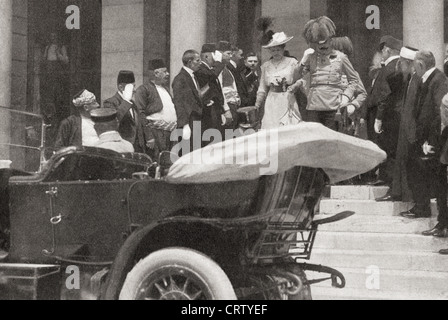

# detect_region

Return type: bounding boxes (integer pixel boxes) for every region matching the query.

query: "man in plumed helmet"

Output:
[134,59,177,160]
[294,16,360,131]
[103,70,146,153]
[54,89,100,151]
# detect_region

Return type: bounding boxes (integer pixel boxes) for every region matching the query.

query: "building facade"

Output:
[0,0,446,170]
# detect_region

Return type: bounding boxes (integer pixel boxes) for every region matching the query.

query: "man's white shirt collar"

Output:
[229,60,237,69]
[384,55,400,66]
[183,66,195,77]
[422,67,436,84]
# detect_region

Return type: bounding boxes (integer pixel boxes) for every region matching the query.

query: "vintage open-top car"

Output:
[0,123,386,300]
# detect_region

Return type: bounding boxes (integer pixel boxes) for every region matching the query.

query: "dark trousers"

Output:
[307,110,337,131]
[407,147,448,223]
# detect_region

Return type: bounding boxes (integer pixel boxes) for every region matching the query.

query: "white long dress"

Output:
[257,57,302,129]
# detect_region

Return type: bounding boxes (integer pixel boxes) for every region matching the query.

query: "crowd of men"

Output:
[49,17,448,254]
[54,42,261,160]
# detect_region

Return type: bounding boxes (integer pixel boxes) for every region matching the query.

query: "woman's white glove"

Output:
[300,48,315,65]
[287,79,305,93]
[182,125,192,140]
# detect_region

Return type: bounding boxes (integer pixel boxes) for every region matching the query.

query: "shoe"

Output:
[376,194,401,202]
[440,248,448,255]
[400,208,432,219]
[434,228,448,238]
[366,179,387,186]
[422,224,444,236]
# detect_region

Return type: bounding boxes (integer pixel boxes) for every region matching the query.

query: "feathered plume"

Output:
[256,16,275,46]
[303,16,337,44]
[256,16,274,32]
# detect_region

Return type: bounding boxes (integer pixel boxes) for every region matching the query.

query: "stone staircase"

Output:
[308,185,448,300]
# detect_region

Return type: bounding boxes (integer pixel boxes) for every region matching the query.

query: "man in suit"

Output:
[376,46,420,202]
[214,41,241,131]
[364,35,403,186]
[91,108,134,153]
[54,89,100,151]
[228,45,249,108]
[401,51,448,229]
[172,50,204,154]
[103,71,146,153]
[134,59,177,160]
[194,43,231,142]
[244,52,261,107]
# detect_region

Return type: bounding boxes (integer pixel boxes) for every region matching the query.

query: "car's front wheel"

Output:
[119,247,237,300]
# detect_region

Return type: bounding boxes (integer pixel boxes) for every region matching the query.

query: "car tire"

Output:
[119,247,237,300]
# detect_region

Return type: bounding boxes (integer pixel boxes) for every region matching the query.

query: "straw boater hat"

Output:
[263,32,294,49]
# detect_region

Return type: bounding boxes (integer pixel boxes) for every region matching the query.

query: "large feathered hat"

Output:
[303,16,337,44]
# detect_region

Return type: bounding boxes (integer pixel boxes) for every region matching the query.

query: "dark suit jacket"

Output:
[365,58,402,121]
[103,93,146,153]
[55,115,82,150]
[134,82,167,141]
[414,68,448,151]
[228,62,249,107]
[172,68,203,128]
[195,62,225,132]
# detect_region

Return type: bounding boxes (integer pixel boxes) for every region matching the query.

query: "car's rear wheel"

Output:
[119,247,237,300]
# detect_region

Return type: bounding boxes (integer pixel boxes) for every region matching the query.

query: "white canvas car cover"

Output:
[167,122,386,184]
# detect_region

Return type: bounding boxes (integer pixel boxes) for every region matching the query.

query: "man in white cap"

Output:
[91,108,134,153]
[54,89,100,151]
[377,46,419,202]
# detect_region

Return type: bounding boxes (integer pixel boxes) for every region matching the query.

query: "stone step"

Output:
[308,267,448,294]
[315,214,438,234]
[319,199,419,216]
[313,231,448,252]
[311,286,448,300]
[308,249,448,272]
[328,186,390,200]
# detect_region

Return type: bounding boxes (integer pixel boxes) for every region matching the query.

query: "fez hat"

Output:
[217,41,232,52]
[72,89,99,108]
[148,59,166,71]
[201,43,216,54]
[400,46,419,61]
[263,32,294,49]
[379,35,403,51]
[117,70,135,85]
[90,108,118,123]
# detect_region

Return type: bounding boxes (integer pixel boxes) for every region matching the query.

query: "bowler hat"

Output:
[117,70,135,85]
[217,41,232,52]
[201,43,216,54]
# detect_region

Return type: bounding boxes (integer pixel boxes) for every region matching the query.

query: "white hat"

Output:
[400,46,418,61]
[263,32,294,49]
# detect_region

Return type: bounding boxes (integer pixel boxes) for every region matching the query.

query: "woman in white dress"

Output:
[255,32,302,129]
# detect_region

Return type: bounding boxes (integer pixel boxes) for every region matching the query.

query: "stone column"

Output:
[0,0,13,159]
[170,0,207,80]
[403,0,444,69]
